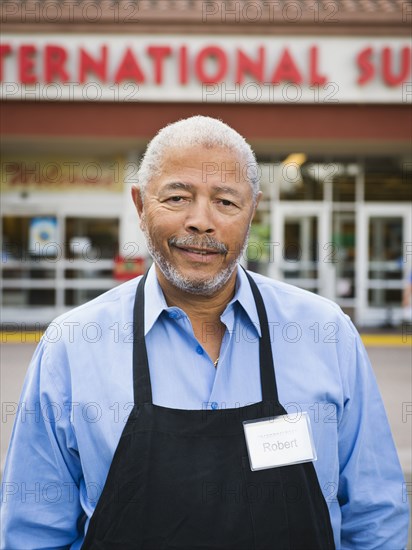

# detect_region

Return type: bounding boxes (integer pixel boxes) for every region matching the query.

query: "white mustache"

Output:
[169,235,228,254]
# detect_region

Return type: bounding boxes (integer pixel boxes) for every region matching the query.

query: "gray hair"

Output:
[136,115,259,201]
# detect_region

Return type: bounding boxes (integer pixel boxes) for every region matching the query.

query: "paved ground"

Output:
[1,342,411,545]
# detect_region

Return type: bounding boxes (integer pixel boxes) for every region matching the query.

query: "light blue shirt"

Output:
[1,266,409,549]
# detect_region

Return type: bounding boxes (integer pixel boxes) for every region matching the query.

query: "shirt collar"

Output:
[224,265,262,338]
[144,264,170,335]
[144,264,262,338]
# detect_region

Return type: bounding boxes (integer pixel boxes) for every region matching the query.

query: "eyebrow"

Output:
[161,182,243,200]
[212,185,243,200]
[161,182,194,192]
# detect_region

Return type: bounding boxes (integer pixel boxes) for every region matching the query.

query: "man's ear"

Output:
[131,185,144,218]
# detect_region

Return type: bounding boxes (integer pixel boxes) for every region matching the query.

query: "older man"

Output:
[1,116,409,549]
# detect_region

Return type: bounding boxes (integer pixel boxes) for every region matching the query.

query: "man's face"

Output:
[134,145,260,295]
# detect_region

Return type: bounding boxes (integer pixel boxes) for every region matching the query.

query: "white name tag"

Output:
[243,412,317,471]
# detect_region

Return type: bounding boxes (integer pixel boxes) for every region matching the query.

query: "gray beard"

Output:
[142,228,248,296]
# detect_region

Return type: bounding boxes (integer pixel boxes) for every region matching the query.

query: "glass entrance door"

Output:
[332,211,356,305]
[357,205,412,326]
[270,204,333,298]
[282,215,319,293]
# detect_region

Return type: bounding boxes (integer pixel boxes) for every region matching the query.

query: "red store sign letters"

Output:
[0,42,410,87]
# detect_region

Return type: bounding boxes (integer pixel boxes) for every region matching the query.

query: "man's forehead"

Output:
[155,145,249,184]
[144,144,255,195]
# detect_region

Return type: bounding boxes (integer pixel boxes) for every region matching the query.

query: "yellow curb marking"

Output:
[0,332,411,346]
[361,335,412,347]
[1,332,44,344]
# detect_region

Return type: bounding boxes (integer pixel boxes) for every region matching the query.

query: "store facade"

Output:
[1,0,411,327]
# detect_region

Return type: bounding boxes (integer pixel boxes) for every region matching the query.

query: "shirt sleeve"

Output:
[1,337,84,549]
[337,321,410,549]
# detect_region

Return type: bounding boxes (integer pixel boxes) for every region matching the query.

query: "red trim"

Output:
[1,101,410,141]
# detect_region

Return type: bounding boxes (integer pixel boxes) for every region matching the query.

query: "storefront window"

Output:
[64,217,119,307]
[2,216,59,260]
[279,161,324,201]
[277,158,359,202]
[65,218,119,260]
[1,215,119,311]
[365,157,412,202]
[332,167,357,202]
[2,216,58,307]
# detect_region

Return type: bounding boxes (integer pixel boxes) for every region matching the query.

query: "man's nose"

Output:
[184,200,215,234]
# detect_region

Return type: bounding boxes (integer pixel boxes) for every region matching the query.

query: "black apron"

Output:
[81,271,335,550]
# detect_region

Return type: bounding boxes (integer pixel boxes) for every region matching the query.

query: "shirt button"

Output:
[211,402,219,410]
[168,310,178,319]
[196,345,204,355]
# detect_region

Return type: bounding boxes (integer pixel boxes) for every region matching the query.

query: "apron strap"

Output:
[132,267,280,406]
[243,268,280,405]
[133,272,152,404]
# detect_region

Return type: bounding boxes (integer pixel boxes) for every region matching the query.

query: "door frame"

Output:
[269,201,335,300]
[356,203,412,326]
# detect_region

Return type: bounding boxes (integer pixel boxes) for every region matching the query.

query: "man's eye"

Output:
[168,196,184,202]
[219,199,234,207]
